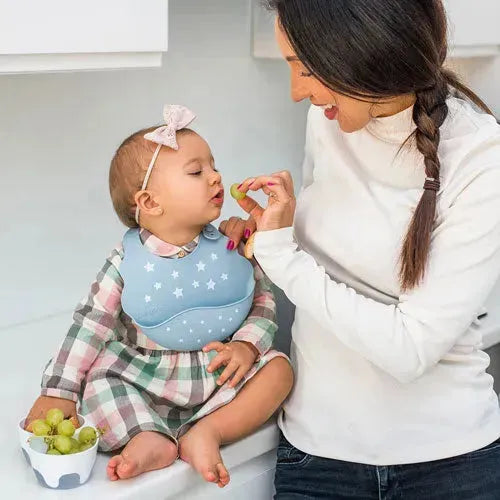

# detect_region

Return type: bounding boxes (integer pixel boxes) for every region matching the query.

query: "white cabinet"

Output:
[252,0,500,59]
[0,0,168,73]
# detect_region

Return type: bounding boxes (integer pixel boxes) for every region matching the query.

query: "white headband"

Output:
[134,104,196,224]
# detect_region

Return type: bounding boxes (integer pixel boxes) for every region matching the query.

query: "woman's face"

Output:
[275,19,412,133]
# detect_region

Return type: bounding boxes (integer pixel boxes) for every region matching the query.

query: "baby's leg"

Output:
[179,357,293,488]
[81,372,178,481]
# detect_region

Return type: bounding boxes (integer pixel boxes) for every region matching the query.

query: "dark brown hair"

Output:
[267,0,492,290]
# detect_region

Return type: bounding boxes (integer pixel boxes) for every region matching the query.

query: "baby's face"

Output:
[147,131,224,227]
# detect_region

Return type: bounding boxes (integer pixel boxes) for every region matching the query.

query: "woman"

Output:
[221,0,500,498]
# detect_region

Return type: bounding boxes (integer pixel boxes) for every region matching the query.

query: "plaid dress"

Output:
[41,229,287,452]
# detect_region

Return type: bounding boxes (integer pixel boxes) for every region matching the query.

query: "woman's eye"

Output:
[189,171,202,176]
[300,71,313,77]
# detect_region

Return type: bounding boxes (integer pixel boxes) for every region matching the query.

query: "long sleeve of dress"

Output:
[41,248,124,401]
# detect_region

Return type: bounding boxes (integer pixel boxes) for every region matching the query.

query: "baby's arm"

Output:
[41,246,124,402]
[231,259,278,358]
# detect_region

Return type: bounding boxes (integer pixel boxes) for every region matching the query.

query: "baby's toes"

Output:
[202,465,218,483]
[116,458,138,479]
[107,455,122,481]
[216,462,230,488]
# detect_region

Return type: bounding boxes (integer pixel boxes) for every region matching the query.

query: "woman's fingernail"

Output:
[227,240,235,250]
[268,182,275,186]
[238,183,243,190]
[244,229,251,239]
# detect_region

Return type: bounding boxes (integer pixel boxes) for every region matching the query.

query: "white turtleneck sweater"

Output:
[254,97,500,465]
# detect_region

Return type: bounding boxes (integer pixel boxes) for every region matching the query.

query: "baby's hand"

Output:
[204,341,259,388]
[24,395,78,431]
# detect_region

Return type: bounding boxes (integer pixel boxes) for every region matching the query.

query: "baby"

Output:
[24,105,293,487]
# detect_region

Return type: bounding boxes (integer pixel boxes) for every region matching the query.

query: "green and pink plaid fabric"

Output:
[41,230,286,451]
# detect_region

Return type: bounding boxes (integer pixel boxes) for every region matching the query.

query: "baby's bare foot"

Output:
[106,431,178,481]
[179,421,230,488]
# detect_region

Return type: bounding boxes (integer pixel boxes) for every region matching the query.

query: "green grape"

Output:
[45,408,64,427]
[79,442,94,452]
[32,419,52,436]
[57,419,75,437]
[53,435,72,454]
[78,426,97,445]
[66,438,79,454]
[230,184,246,201]
[46,449,62,455]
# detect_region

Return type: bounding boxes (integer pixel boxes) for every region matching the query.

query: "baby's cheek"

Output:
[178,197,206,220]
[166,192,193,212]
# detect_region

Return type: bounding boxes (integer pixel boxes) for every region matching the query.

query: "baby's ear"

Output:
[134,190,162,216]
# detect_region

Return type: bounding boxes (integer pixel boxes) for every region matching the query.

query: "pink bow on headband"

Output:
[144,104,196,150]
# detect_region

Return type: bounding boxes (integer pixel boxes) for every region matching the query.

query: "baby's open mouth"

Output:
[211,188,224,204]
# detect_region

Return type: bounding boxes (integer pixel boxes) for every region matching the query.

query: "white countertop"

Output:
[1,418,279,499]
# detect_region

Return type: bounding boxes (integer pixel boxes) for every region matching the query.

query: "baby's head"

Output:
[109,107,224,232]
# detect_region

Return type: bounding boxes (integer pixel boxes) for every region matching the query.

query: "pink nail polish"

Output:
[238,183,243,189]
[244,229,251,239]
[268,182,275,186]
[227,240,235,250]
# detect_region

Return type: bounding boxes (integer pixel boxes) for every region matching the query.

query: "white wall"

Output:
[448,57,500,116]
[0,1,308,344]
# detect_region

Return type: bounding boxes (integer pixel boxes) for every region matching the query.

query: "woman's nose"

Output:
[291,82,310,103]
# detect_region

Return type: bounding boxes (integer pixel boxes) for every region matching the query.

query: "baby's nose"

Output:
[210,171,222,184]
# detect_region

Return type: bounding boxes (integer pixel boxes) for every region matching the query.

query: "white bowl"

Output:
[18,415,88,464]
[18,415,98,489]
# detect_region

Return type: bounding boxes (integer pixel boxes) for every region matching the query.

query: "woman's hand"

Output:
[24,395,78,431]
[204,341,259,388]
[236,171,296,232]
[219,171,296,253]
